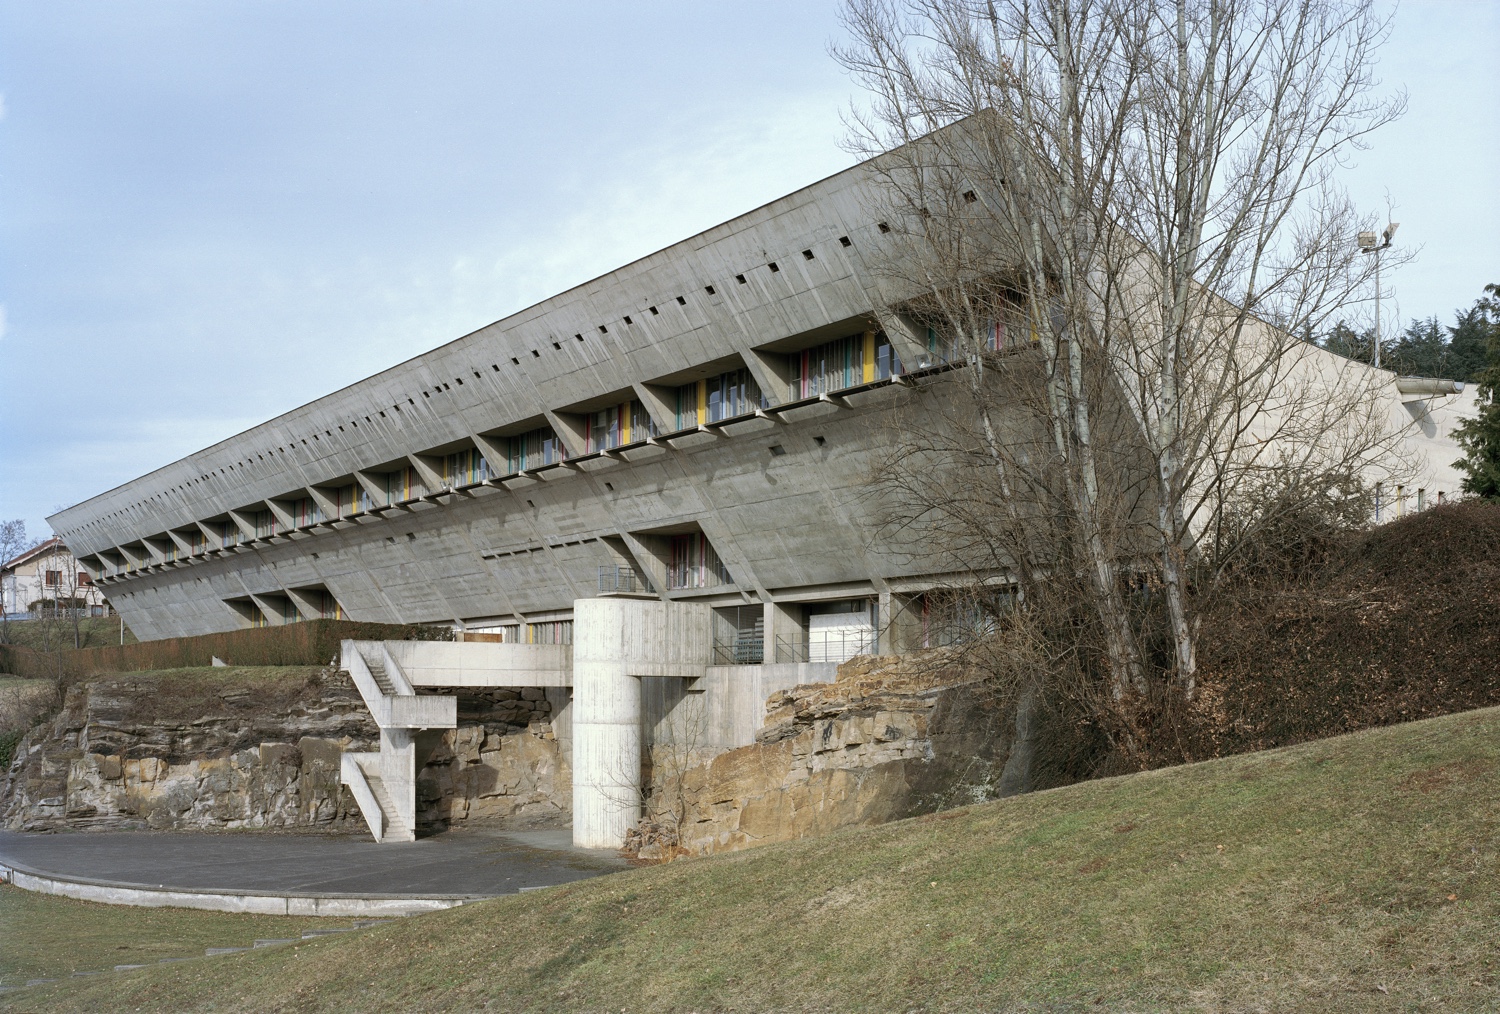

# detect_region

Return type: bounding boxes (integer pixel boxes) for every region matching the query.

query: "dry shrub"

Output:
[1189,498,1500,756]
[922,500,1500,785]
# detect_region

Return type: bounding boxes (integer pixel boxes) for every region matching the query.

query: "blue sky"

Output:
[1,1,1496,539]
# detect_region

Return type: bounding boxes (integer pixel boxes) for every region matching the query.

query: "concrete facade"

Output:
[49,163,947,644]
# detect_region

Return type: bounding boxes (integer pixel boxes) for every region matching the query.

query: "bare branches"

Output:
[838,0,1411,744]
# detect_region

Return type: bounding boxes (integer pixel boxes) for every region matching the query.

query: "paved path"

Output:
[0,826,626,899]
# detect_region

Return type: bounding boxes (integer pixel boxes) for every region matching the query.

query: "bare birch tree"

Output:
[0,520,36,645]
[835,0,1413,750]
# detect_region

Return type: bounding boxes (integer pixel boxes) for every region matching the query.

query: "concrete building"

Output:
[47,156,1476,848]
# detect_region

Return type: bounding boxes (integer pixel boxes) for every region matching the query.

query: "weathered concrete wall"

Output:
[627,654,1017,859]
[1,670,571,834]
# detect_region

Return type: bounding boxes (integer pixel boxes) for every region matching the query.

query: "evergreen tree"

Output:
[1447,306,1493,382]
[1386,316,1450,377]
[1321,321,1374,363]
[1452,284,1500,498]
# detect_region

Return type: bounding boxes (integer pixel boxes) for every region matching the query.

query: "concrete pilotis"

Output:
[570,597,713,849]
[571,648,643,850]
[377,729,417,843]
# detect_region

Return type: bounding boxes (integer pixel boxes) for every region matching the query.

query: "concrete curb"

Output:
[0,859,483,917]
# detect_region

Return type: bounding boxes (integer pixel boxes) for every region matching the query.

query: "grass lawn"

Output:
[5,706,1498,1012]
[0,886,343,987]
[0,615,137,652]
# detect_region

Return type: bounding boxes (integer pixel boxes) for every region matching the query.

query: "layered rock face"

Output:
[628,655,1019,859]
[1,669,569,833]
[2,667,375,831]
[415,688,571,829]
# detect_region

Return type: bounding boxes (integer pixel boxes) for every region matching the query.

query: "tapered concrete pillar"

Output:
[379,728,416,833]
[571,596,712,849]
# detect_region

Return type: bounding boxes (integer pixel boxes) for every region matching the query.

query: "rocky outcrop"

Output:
[1,668,570,834]
[415,688,570,829]
[626,654,1018,859]
[2,667,376,831]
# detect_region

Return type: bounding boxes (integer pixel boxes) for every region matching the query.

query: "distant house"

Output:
[1,538,111,620]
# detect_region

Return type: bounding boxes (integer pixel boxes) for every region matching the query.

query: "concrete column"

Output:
[765,601,802,663]
[378,727,416,840]
[572,599,644,849]
[571,596,712,849]
[545,687,573,752]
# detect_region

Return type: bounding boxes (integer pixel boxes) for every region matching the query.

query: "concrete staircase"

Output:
[363,773,410,842]
[339,641,455,843]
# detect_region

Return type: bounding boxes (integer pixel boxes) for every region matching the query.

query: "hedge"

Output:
[0,620,451,681]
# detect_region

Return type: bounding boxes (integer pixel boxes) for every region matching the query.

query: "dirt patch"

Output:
[1399,759,1496,795]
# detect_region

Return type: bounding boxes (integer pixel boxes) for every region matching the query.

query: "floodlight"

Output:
[1382,222,1400,245]
[1357,231,1378,251]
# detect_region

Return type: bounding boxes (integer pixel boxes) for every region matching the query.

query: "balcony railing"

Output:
[711,636,765,666]
[774,630,877,664]
[598,565,648,594]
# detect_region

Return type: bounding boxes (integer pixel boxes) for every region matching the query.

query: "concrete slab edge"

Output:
[0,861,473,917]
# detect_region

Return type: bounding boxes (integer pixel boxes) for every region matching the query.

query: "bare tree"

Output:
[835,0,1414,753]
[0,520,38,645]
[48,541,93,650]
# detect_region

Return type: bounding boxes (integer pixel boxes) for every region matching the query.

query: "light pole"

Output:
[1358,222,1399,369]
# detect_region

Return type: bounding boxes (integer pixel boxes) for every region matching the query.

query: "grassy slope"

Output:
[56,665,334,719]
[0,677,52,714]
[0,677,55,768]
[9,706,1497,1013]
[0,886,339,986]
[0,615,137,651]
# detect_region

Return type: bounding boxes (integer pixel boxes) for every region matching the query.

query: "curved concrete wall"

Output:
[570,597,711,848]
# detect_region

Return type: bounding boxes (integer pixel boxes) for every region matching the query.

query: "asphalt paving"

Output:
[0,825,628,898]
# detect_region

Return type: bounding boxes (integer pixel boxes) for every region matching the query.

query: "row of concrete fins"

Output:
[339,640,457,843]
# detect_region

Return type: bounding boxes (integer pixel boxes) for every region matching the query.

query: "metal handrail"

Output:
[774,630,877,664]
[711,638,765,665]
[598,565,647,594]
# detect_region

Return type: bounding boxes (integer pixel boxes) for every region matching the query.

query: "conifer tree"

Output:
[1453,284,1500,498]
